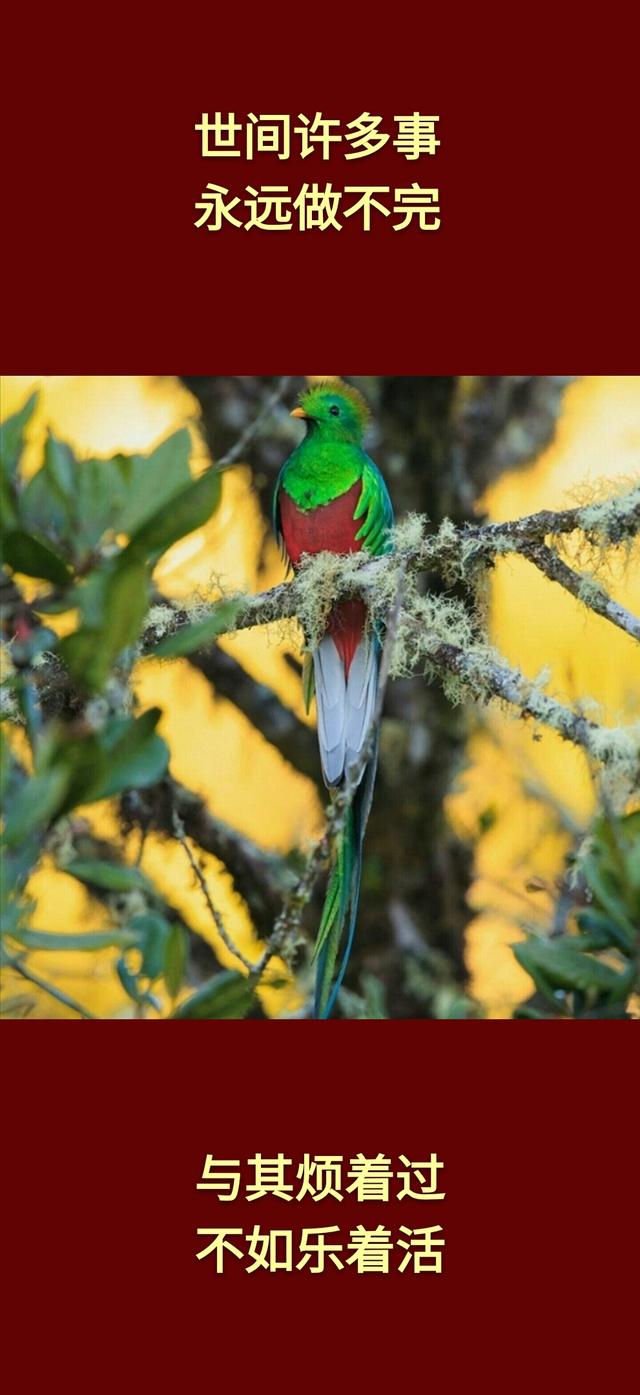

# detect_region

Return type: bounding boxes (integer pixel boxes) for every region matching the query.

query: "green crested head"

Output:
[291,380,370,445]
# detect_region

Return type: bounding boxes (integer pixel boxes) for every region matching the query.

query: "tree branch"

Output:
[472,486,640,551]
[214,375,293,470]
[427,640,608,755]
[2,949,95,1019]
[519,543,640,642]
[171,806,255,973]
[121,777,295,942]
[142,483,640,649]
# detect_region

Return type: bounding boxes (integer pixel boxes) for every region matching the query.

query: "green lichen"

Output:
[578,481,640,543]
[146,603,179,639]
[0,685,20,723]
[392,513,428,553]
[391,589,478,684]
[577,575,606,606]
[588,724,640,809]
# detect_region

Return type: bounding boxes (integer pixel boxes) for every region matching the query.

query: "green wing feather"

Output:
[353,458,394,556]
[302,651,315,712]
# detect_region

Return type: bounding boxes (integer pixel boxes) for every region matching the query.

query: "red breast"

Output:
[279,480,364,566]
[279,481,367,676]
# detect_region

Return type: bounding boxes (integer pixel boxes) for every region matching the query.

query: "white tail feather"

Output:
[314,637,346,785]
[314,635,377,787]
[345,639,378,771]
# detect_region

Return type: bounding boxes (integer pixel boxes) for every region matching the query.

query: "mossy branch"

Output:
[426,638,637,767]
[518,542,640,642]
[141,483,640,798]
[143,480,640,648]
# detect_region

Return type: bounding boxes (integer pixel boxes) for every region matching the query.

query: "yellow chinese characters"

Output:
[194,185,440,232]
[195,1152,446,1273]
[195,112,440,160]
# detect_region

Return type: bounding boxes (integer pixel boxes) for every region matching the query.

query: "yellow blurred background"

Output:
[1,375,639,1017]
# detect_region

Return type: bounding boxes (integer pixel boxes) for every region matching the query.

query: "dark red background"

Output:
[2,4,638,1385]
[4,1026,638,1382]
[3,5,639,367]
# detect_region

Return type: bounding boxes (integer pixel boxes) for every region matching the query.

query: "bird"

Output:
[273,380,394,1018]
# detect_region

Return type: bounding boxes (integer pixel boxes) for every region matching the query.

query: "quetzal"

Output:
[273,381,394,1018]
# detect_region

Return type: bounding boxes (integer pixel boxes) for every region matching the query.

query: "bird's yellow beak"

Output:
[290,406,307,419]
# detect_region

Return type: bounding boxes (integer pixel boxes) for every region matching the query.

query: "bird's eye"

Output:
[329,405,340,417]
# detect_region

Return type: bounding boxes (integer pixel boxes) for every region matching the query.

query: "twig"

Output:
[520,543,640,642]
[122,778,293,941]
[428,639,638,767]
[215,376,292,470]
[171,795,302,987]
[171,807,255,973]
[2,949,95,1019]
[473,486,640,551]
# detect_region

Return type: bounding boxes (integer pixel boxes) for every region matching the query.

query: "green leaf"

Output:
[99,555,150,651]
[58,629,109,693]
[44,433,76,499]
[20,435,78,549]
[514,938,627,998]
[64,860,152,893]
[25,715,167,818]
[30,592,76,615]
[132,912,171,981]
[72,458,130,556]
[171,970,253,1020]
[361,972,388,1019]
[582,862,636,949]
[0,884,29,936]
[6,927,133,951]
[585,811,640,926]
[576,908,632,954]
[17,431,196,563]
[115,430,193,535]
[3,764,71,846]
[126,468,221,561]
[73,567,112,628]
[101,729,168,797]
[164,922,188,998]
[0,391,38,480]
[116,954,144,1006]
[46,734,110,817]
[151,600,240,656]
[96,554,150,654]
[59,556,149,692]
[0,473,18,530]
[513,1005,554,1019]
[2,529,72,585]
[92,709,169,799]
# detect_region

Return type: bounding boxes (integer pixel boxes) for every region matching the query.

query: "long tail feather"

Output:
[313,735,380,1019]
[312,628,380,1018]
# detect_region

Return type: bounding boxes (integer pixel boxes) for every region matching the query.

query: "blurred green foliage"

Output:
[1,392,253,1019]
[514,810,639,1018]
